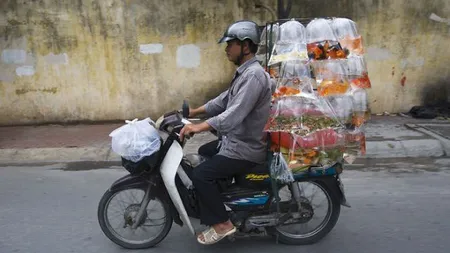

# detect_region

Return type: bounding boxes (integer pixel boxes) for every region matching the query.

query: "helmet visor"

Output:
[218,36,236,44]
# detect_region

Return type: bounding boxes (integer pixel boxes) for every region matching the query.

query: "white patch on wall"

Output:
[15,65,35,76]
[1,49,27,64]
[139,44,164,55]
[44,53,69,65]
[400,57,425,69]
[0,69,15,82]
[429,13,450,25]
[177,44,200,68]
[365,47,393,61]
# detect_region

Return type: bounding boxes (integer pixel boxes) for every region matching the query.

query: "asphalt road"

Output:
[1,158,449,253]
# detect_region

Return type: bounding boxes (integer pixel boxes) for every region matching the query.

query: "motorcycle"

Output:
[97,102,350,249]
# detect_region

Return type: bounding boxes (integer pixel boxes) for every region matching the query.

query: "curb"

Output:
[405,124,450,156]
[364,139,445,158]
[0,139,447,164]
[0,147,121,164]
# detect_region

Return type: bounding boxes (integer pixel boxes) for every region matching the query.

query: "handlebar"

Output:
[155,100,218,143]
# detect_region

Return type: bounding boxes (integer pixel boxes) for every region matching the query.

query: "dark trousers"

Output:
[193,141,256,225]
[198,139,220,158]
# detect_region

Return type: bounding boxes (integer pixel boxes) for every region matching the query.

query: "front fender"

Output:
[109,174,148,192]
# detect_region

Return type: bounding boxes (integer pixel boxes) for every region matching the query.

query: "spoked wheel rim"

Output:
[275,181,332,239]
[103,188,168,244]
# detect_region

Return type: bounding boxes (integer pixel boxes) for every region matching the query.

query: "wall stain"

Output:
[15,87,58,95]
[401,75,406,87]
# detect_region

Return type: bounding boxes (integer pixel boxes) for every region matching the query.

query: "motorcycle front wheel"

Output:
[97,186,173,249]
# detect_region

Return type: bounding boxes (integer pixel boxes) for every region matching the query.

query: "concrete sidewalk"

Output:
[0,115,449,164]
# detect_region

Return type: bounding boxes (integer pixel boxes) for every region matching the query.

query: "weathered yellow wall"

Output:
[1,0,449,125]
[291,0,450,113]
[0,0,275,125]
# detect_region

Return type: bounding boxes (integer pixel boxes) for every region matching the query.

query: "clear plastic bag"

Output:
[273,61,314,99]
[256,23,280,65]
[343,129,366,161]
[109,118,161,162]
[266,63,281,79]
[270,152,295,183]
[326,95,354,126]
[331,18,364,55]
[345,56,371,89]
[311,60,351,96]
[306,18,349,60]
[279,20,307,43]
[288,138,346,171]
[268,130,345,172]
[307,40,348,60]
[268,20,308,65]
[349,88,371,127]
[265,94,344,137]
[306,18,337,43]
[265,89,348,171]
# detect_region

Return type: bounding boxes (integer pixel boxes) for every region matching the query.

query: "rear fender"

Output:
[298,176,350,208]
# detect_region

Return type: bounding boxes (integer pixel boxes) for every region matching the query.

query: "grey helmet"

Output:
[218,20,260,44]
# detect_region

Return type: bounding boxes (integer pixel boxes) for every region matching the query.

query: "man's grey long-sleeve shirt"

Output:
[205,57,272,164]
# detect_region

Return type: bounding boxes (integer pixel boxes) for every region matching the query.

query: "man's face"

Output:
[225,40,247,64]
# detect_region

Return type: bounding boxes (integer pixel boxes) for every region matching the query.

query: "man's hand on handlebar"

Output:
[179,122,213,141]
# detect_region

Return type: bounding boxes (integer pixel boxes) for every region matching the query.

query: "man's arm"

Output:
[189,88,228,118]
[206,75,265,134]
[203,90,229,117]
[189,105,206,118]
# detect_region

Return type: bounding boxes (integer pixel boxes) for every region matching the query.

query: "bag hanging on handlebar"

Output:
[109,118,161,163]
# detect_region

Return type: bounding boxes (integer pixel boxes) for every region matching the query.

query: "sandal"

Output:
[197,226,237,245]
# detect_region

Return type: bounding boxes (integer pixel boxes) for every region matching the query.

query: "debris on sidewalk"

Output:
[407,102,450,119]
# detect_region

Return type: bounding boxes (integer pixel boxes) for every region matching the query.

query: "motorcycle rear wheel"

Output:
[266,179,340,245]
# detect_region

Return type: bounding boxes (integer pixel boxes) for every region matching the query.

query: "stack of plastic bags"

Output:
[259,17,371,175]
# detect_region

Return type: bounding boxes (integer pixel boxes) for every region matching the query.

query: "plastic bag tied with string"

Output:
[256,23,280,66]
[272,60,314,99]
[343,129,366,164]
[349,88,370,127]
[331,18,364,55]
[270,152,295,183]
[266,63,281,80]
[312,60,350,96]
[109,118,161,162]
[288,132,347,172]
[306,18,348,60]
[326,94,354,126]
[268,20,308,65]
[345,56,371,89]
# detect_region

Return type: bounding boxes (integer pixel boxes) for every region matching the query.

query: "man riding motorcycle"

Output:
[179,20,272,245]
